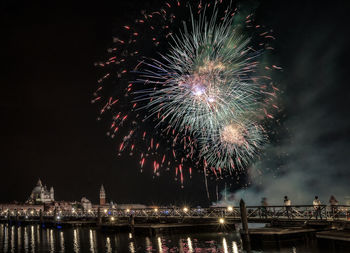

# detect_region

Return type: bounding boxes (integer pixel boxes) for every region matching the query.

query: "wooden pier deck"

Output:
[316,230,350,242]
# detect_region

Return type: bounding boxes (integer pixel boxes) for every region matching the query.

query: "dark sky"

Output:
[2,0,350,206]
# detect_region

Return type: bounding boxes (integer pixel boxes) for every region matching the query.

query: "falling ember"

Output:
[119,142,124,151]
[153,161,157,173]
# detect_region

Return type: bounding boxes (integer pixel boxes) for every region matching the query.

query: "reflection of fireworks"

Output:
[93,0,281,186]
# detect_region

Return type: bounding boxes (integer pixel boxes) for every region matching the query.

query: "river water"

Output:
[0,224,333,252]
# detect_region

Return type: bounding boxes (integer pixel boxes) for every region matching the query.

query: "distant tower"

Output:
[50,186,54,201]
[99,185,106,205]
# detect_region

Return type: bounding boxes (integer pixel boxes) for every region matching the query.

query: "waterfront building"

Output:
[51,201,74,212]
[27,179,54,204]
[81,197,92,211]
[0,204,44,213]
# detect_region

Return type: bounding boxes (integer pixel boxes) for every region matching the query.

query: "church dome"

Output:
[31,185,42,195]
[31,179,43,196]
[27,179,54,204]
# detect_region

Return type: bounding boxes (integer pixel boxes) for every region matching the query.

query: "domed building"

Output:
[81,197,92,211]
[27,179,54,204]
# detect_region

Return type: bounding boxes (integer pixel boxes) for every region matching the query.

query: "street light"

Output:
[219,218,225,224]
[154,208,158,212]
[183,207,188,212]
[227,206,233,212]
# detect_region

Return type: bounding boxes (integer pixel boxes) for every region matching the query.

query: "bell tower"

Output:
[50,186,54,201]
[99,185,106,205]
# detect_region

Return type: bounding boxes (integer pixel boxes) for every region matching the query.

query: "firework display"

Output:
[93,0,280,185]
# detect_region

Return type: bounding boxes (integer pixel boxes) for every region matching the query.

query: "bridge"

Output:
[1,205,349,224]
[2,204,350,250]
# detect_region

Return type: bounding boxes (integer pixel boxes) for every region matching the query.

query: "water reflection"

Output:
[11,225,15,252]
[129,241,135,253]
[18,226,22,251]
[89,229,96,253]
[73,229,80,253]
[31,225,35,252]
[157,236,163,252]
[59,231,65,253]
[145,236,152,252]
[4,224,8,252]
[187,237,193,253]
[0,225,332,252]
[106,236,112,253]
[223,237,229,253]
[24,226,28,252]
[37,225,40,246]
[50,229,55,252]
[232,241,239,253]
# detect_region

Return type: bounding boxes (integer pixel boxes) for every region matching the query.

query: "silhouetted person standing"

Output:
[313,196,322,220]
[329,195,339,218]
[260,197,268,218]
[284,196,291,219]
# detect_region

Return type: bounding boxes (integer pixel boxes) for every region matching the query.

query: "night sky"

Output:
[2,0,350,206]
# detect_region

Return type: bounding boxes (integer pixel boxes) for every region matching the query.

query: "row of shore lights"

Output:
[103,206,234,214]
[2,205,234,224]
[104,206,234,225]
[2,206,234,215]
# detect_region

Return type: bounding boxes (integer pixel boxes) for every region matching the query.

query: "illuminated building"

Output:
[27,179,54,204]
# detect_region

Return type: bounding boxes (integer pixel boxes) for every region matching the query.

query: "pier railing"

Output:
[1,205,349,222]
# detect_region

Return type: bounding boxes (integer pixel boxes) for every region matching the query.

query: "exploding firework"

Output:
[93,0,281,185]
[137,9,262,136]
[200,120,267,171]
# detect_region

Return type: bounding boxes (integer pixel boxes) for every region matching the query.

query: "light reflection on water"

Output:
[73,228,80,253]
[0,223,325,253]
[59,231,64,253]
[89,229,95,253]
